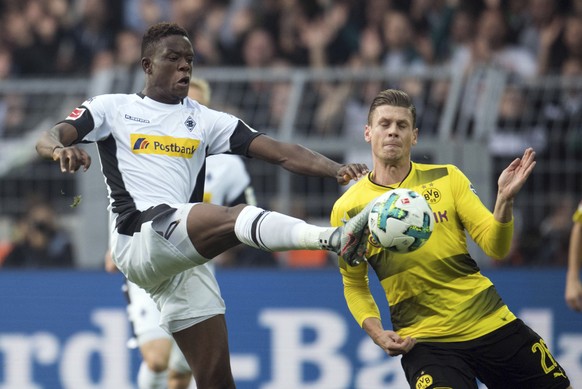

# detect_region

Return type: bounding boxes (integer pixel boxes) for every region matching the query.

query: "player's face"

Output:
[143,35,194,104]
[364,104,418,164]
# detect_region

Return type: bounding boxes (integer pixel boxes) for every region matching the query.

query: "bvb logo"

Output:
[422,187,441,205]
[415,373,433,389]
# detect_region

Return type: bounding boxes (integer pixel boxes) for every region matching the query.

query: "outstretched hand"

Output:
[497,148,536,200]
[54,146,92,173]
[565,277,582,312]
[338,163,369,185]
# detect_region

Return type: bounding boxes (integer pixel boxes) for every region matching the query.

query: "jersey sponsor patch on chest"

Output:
[130,134,200,158]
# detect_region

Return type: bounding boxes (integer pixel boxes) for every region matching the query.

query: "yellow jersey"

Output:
[331,162,516,342]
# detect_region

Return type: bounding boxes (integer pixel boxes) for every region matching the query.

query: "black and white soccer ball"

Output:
[368,188,435,253]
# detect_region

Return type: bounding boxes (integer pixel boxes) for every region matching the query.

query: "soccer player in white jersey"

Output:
[120,78,259,389]
[36,22,373,388]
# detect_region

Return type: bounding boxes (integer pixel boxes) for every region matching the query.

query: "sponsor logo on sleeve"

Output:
[66,108,86,120]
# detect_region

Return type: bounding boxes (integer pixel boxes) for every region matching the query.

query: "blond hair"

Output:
[188,78,211,106]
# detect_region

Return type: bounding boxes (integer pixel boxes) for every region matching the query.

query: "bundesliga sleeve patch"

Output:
[66,107,86,120]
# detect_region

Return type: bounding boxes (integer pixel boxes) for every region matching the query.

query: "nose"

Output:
[178,58,191,71]
[386,123,399,136]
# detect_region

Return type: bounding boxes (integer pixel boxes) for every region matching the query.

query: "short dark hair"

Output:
[367,89,416,128]
[141,22,189,57]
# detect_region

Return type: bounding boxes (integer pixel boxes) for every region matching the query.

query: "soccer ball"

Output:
[368,188,435,253]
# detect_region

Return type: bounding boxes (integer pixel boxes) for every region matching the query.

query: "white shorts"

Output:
[112,203,225,334]
[126,280,170,344]
[126,280,192,373]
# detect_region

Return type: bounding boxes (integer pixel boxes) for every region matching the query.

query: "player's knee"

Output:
[168,370,192,389]
[144,356,169,372]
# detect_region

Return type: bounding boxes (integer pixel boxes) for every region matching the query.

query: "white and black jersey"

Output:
[204,154,255,207]
[61,93,261,234]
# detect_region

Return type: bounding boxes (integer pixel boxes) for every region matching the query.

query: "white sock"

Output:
[234,205,336,251]
[137,361,168,389]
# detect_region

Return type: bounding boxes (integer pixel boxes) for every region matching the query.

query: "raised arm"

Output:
[247,134,368,185]
[36,122,91,173]
[493,148,536,223]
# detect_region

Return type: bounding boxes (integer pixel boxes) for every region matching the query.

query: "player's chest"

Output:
[114,107,203,138]
[114,109,207,157]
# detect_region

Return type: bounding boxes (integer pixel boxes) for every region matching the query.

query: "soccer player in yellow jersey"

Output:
[332,89,572,388]
[565,200,582,312]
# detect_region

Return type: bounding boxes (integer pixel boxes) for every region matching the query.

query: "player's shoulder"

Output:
[412,161,457,173]
[412,161,464,181]
[333,175,373,213]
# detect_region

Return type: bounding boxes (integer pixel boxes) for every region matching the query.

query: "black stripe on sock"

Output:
[251,210,269,249]
[255,211,271,251]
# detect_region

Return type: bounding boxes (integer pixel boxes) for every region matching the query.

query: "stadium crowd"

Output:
[0,0,581,268]
[1,0,581,77]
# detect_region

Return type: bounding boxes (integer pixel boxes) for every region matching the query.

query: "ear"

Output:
[141,58,151,74]
[412,127,419,145]
[364,125,372,143]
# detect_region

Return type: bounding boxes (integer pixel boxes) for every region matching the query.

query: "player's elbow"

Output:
[485,243,512,261]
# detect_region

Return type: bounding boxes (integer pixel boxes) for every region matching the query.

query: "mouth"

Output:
[177,76,190,87]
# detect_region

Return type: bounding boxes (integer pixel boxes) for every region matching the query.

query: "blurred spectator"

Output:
[226,27,281,128]
[562,15,582,65]
[190,3,230,66]
[445,7,478,63]
[362,0,393,33]
[0,46,14,79]
[414,79,451,135]
[2,201,74,269]
[408,0,455,63]
[298,0,359,68]
[541,56,582,155]
[124,0,170,34]
[2,7,42,75]
[88,29,143,95]
[382,10,429,73]
[519,0,566,75]
[0,94,27,139]
[349,26,384,67]
[451,8,537,78]
[67,0,122,75]
[536,194,576,266]
[452,8,538,135]
[488,84,547,159]
[265,65,293,130]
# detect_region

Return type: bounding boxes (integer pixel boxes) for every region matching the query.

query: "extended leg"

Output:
[172,315,235,389]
